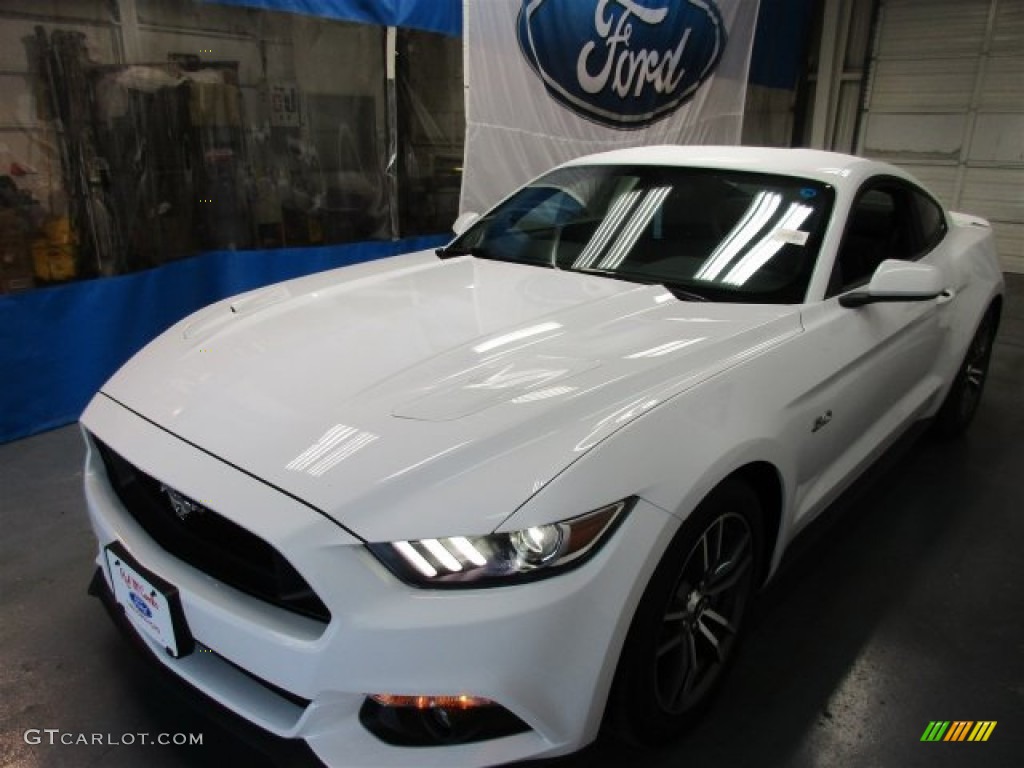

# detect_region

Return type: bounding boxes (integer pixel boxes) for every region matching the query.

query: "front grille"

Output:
[94,437,331,623]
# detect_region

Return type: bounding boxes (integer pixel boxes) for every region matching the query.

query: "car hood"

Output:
[99,251,802,541]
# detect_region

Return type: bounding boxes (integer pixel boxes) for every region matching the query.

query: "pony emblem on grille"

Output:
[160,485,205,521]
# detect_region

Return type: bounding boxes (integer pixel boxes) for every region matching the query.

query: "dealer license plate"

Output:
[104,542,193,658]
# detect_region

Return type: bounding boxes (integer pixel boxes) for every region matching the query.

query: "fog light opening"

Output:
[369,693,495,710]
[360,694,530,746]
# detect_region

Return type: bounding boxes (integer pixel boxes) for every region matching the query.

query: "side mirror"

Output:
[839,260,946,308]
[452,211,480,236]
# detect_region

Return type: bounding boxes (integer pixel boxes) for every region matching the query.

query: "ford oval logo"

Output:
[129,592,152,619]
[517,0,727,129]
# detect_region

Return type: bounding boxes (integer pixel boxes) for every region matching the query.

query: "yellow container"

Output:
[43,216,77,246]
[32,239,77,281]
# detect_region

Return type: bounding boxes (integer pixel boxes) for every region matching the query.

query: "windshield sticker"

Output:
[774,229,810,246]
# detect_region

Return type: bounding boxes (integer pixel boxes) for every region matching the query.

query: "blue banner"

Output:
[209,0,462,36]
[0,236,446,444]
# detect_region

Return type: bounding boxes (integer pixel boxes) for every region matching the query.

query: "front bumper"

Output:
[81,395,675,767]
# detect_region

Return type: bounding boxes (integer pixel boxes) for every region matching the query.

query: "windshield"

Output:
[446,165,835,304]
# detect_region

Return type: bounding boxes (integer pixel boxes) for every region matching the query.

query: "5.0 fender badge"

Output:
[812,410,834,433]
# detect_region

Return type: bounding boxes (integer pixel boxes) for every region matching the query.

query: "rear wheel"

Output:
[933,305,998,437]
[608,478,764,745]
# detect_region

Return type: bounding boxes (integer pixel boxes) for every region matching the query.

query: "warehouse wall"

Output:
[857,0,1024,272]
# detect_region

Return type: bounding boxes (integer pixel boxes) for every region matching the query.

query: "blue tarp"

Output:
[209,0,463,36]
[0,236,446,444]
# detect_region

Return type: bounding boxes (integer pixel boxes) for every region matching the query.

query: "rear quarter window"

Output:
[913,190,947,253]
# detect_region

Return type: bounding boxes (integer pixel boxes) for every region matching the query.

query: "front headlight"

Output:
[366,499,632,588]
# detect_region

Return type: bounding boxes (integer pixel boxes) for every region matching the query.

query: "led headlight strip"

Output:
[367,499,632,587]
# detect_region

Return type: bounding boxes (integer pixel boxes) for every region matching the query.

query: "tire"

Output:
[933,305,999,438]
[607,478,764,746]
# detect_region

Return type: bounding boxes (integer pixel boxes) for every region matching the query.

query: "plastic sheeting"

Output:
[0,2,467,292]
[396,30,466,235]
[460,0,761,214]
[0,235,445,443]
[210,0,462,36]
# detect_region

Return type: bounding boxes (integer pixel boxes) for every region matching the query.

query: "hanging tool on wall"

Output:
[33,26,119,278]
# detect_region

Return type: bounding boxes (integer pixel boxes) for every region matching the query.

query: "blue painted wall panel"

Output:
[750,0,815,91]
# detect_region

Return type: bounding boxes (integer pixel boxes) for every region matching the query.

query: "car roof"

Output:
[560,145,913,190]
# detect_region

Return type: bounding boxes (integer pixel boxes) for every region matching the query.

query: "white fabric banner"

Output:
[461,0,760,214]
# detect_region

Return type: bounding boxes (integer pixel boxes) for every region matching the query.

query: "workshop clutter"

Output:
[0,176,41,294]
[32,216,78,283]
[0,3,464,292]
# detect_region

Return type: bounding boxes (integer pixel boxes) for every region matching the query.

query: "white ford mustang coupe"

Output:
[81,147,1003,766]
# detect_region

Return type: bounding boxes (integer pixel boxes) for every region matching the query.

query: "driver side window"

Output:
[829,181,918,296]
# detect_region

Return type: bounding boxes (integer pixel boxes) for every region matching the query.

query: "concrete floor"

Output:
[2,275,1022,768]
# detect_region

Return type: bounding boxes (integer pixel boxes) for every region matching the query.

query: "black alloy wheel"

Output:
[608,478,764,745]
[653,509,755,714]
[934,304,999,437]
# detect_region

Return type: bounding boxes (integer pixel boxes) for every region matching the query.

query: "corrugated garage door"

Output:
[857,0,1024,272]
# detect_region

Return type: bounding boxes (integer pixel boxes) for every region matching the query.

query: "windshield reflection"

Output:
[447,165,834,304]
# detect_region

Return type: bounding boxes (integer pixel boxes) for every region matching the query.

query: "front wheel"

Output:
[933,305,999,438]
[607,478,764,745]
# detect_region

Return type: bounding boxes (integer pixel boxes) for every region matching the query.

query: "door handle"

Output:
[936,288,956,305]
